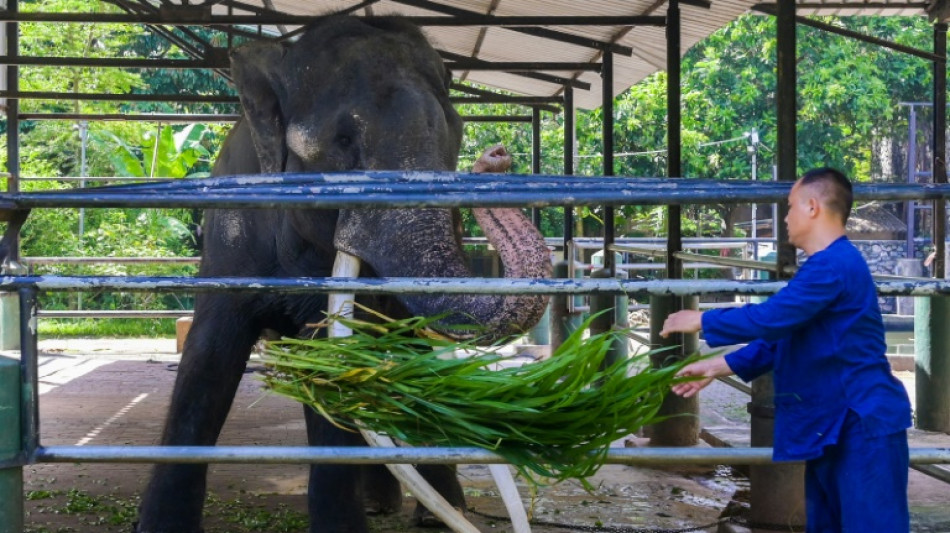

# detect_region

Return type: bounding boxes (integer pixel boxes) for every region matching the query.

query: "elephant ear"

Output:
[229,40,289,173]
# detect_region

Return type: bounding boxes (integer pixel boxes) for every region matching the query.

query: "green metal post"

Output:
[0,356,24,533]
[589,268,629,368]
[528,304,551,347]
[743,1,807,530]
[550,261,571,352]
[914,297,950,432]
[613,269,630,361]
[0,292,19,350]
[647,294,698,446]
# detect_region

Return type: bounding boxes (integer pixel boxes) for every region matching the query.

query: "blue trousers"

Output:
[804,411,909,533]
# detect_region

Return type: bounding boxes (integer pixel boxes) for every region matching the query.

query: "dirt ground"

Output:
[11,338,950,533]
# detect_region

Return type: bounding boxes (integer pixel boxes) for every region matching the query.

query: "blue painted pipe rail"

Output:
[2,173,950,209]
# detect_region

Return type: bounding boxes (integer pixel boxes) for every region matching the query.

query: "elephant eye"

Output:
[336,134,352,148]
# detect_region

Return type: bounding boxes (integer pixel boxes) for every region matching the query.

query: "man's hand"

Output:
[671,355,733,398]
[472,144,511,173]
[659,310,703,338]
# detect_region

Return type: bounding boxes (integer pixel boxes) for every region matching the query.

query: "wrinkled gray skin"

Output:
[135,17,551,533]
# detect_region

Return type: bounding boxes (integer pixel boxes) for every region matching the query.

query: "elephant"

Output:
[134,16,552,533]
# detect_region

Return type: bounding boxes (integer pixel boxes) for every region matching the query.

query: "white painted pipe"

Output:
[489,464,532,533]
[329,251,486,533]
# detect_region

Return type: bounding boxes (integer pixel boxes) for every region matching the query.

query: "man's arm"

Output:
[671,355,732,398]
[663,258,841,347]
[672,340,778,397]
[660,310,702,337]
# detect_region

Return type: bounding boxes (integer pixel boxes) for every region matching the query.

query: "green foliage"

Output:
[0,0,234,332]
[455,15,935,241]
[264,309,696,488]
[92,123,213,178]
[38,318,177,338]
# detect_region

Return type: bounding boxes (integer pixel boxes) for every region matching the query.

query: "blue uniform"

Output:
[701,236,911,532]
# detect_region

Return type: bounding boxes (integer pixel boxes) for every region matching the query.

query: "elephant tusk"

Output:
[360,429,481,533]
[329,250,485,533]
[328,250,360,337]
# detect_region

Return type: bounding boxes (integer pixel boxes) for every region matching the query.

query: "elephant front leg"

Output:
[361,464,402,515]
[412,465,467,526]
[304,406,373,533]
[136,308,259,533]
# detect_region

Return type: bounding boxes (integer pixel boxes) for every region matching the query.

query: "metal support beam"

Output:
[648,294,699,446]
[908,104,919,260]
[446,60,602,72]
[933,23,947,279]
[531,107,542,228]
[914,296,950,432]
[0,55,229,69]
[18,113,241,123]
[666,0,683,281]
[451,83,561,113]
[0,11,666,29]
[753,3,807,531]
[650,0,698,449]
[914,22,950,436]
[563,87,575,262]
[775,0,798,274]
[2,91,565,107]
[462,115,533,123]
[602,51,615,276]
[17,287,37,461]
[105,0,233,81]
[440,51,592,90]
[389,0,635,56]
[451,95,565,105]
[754,5,942,62]
[0,90,239,104]
[5,2,20,263]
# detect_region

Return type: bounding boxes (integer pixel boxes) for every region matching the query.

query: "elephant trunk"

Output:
[333,207,552,343]
[417,207,551,341]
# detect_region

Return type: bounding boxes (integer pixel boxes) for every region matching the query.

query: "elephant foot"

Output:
[361,464,402,515]
[412,504,466,528]
[364,495,401,516]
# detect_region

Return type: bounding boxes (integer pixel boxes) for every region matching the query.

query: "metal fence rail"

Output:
[2,174,950,209]
[16,445,949,467]
[3,275,949,296]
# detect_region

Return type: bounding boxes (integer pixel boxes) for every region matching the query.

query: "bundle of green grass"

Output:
[262,309,696,488]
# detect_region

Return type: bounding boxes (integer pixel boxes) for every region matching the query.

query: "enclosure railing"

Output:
[1,173,949,527]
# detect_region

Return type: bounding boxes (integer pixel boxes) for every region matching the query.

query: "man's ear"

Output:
[808,197,821,216]
[230,40,289,173]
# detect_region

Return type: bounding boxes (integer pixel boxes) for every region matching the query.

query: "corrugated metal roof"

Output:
[199,0,930,110]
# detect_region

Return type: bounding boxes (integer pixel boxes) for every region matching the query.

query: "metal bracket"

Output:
[0,451,27,469]
[205,47,231,70]
[159,4,212,23]
[929,0,950,23]
[0,209,30,275]
[747,400,776,419]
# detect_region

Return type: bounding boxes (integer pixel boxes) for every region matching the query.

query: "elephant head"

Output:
[228,17,552,340]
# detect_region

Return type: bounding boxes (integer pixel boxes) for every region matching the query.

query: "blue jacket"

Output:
[702,236,912,461]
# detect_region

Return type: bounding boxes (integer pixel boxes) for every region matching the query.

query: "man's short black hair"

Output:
[799,167,853,222]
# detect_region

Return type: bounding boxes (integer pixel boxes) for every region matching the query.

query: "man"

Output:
[660,168,912,533]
